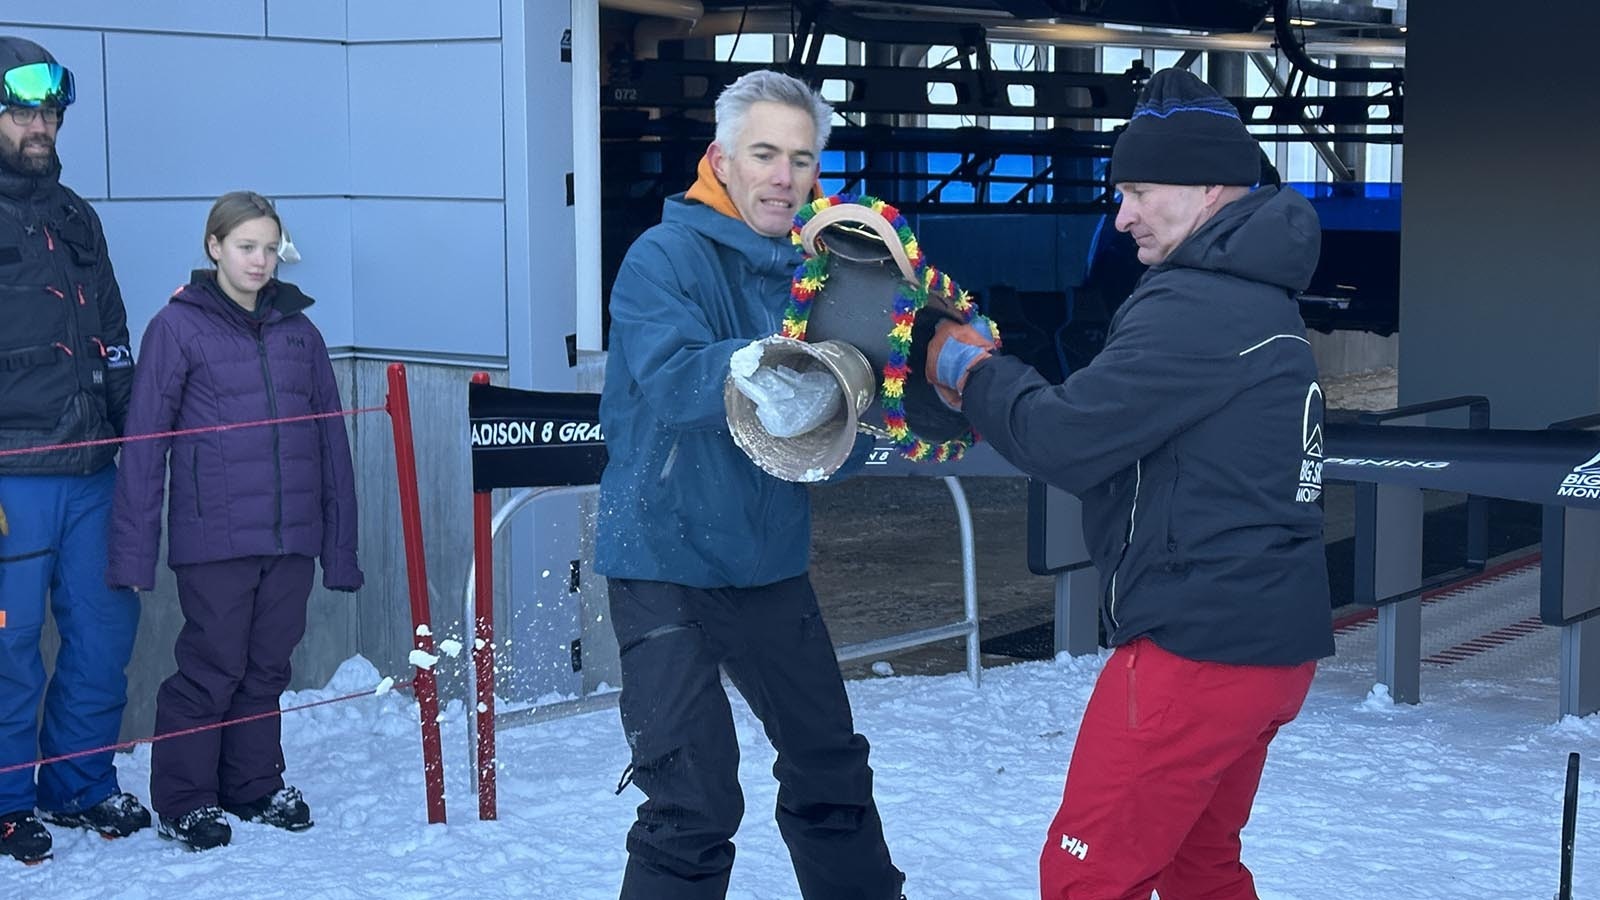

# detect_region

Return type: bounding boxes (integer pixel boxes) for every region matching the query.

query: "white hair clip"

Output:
[277,227,301,264]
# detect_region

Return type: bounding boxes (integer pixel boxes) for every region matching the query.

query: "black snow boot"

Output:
[224,785,313,832]
[157,805,232,851]
[42,791,152,838]
[0,810,52,864]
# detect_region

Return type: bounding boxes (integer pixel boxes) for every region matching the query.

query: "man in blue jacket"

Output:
[929,68,1335,899]
[595,70,904,900]
[0,36,149,864]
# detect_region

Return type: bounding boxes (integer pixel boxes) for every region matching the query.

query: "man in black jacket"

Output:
[929,68,1334,899]
[0,36,149,864]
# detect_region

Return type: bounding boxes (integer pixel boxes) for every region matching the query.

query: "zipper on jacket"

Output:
[657,436,680,483]
[762,244,781,332]
[1106,459,1142,630]
[1165,448,1181,555]
[750,474,779,577]
[29,206,97,475]
[256,330,285,552]
[192,447,203,519]
[1125,642,1140,729]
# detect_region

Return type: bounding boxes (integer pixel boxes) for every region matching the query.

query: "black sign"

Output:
[468,383,607,491]
[1323,423,1600,509]
[856,419,1600,513]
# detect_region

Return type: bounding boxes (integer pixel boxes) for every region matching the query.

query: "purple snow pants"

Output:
[150,554,313,818]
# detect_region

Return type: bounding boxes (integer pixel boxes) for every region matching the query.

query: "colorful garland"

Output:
[784,194,984,462]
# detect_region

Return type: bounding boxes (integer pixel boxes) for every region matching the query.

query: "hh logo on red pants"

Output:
[1058,833,1089,861]
[1039,639,1316,900]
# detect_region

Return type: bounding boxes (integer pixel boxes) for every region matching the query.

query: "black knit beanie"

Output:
[0,36,58,74]
[1109,67,1259,187]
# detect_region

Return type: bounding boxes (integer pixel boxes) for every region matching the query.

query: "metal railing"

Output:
[461,470,987,797]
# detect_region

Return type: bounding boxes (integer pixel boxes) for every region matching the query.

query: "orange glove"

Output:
[925,316,999,409]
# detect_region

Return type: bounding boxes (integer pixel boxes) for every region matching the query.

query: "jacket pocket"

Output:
[58,221,100,267]
[1122,639,1180,734]
[0,343,75,430]
[191,447,204,520]
[0,283,67,348]
[1163,446,1183,564]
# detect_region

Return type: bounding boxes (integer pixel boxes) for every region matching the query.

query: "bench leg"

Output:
[1560,616,1600,719]
[1053,567,1100,659]
[1377,597,1422,704]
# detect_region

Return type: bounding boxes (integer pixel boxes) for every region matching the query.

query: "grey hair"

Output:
[713,69,833,155]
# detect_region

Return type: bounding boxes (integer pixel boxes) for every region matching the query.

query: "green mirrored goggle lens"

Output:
[1,62,75,108]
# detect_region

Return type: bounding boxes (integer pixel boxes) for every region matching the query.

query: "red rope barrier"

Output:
[4,380,446,823]
[0,405,390,460]
[0,679,414,777]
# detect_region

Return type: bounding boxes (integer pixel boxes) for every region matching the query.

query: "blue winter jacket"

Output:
[595,193,870,589]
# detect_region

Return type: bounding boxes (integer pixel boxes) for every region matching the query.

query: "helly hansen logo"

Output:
[1058,833,1089,861]
[286,336,306,348]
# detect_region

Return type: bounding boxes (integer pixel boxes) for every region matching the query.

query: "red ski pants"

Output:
[1039,638,1316,900]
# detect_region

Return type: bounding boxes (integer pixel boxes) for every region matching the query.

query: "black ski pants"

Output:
[151,554,312,817]
[608,574,903,900]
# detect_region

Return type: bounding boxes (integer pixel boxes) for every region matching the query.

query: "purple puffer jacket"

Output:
[108,271,362,591]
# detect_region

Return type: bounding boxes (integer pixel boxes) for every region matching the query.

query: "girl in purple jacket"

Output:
[108,191,362,851]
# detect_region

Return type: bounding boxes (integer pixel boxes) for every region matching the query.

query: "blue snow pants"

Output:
[0,466,140,815]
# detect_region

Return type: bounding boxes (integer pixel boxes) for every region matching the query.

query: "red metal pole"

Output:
[386,363,447,824]
[470,371,498,820]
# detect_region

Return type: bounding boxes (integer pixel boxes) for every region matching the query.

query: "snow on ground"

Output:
[7,624,1597,899]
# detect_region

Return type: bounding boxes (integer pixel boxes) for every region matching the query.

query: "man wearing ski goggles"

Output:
[0,59,73,175]
[0,36,148,865]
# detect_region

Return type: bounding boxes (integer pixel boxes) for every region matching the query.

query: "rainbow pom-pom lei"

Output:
[784,194,980,463]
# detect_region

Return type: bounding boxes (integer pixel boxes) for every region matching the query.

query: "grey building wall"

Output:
[1397,2,1600,427]
[5,1,589,741]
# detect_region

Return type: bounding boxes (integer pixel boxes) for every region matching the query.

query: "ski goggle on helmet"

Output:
[2,61,76,109]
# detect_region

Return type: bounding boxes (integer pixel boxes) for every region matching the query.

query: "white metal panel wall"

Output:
[0,14,535,362]
[347,41,504,200]
[104,33,350,199]
[266,0,347,40]
[347,0,500,42]
[0,1,266,35]
[506,507,586,701]
[92,199,213,343]
[349,199,506,355]
[504,2,577,392]
[346,37,508,356]
[495,1,595,703]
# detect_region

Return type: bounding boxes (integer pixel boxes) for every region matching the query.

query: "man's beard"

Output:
[0,134,57,176]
